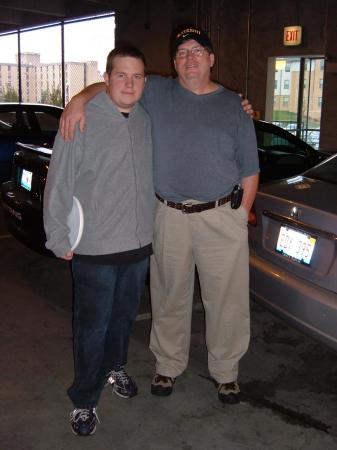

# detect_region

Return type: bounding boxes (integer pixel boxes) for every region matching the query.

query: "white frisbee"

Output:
[67,196,84,251]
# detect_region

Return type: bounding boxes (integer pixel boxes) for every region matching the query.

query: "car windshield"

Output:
[255,127,306,156]
[305,154,337,185]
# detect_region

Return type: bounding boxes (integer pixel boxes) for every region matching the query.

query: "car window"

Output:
[305,155,337,185]
[0,111,17,128]
[0,110,31,134]
[34,110,61,132]
[0,118,12,130]
[255,123,314,182]
[255,129,305,156]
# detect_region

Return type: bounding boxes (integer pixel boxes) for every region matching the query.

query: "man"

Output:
[60,27,259,405]
[44,46,153,436]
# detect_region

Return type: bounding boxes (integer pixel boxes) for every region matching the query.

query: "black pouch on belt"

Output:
[230,184,243,209]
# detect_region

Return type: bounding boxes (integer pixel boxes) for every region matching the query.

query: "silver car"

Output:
[249,154,337,352]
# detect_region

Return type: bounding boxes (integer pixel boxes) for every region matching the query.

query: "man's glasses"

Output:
[175,46,209,59]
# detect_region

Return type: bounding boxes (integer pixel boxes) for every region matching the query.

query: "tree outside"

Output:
[2,87,19,102]
[41,88,62,106]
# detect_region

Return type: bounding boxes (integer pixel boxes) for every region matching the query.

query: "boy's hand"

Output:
[61,251,73,261]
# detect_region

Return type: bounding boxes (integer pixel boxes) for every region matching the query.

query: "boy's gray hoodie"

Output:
[44,91,154,258]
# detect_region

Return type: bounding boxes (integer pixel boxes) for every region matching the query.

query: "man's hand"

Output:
[241,98,254,117]
[60,97,86,141]
[61,251,73,261]
[237,93,254,117]
[59,82,106,140]
[241,173,259,213]
[241,98,254,118]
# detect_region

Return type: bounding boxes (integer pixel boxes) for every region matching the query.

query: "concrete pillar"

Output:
[320,0,337,152]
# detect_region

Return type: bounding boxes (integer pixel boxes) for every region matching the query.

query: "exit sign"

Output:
[283,26,302,46]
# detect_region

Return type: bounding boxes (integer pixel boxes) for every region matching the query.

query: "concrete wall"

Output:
[115,0,196,75]
[114,0,336,151]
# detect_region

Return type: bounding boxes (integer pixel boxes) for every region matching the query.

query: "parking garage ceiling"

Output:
[0,0,124,34]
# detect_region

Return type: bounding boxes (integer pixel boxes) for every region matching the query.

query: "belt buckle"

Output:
[182,202,193,214]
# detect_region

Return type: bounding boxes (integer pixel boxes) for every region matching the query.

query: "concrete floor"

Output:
[1,210,337,450]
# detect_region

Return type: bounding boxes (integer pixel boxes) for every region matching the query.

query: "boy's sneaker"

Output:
[70,407,99,436]
[106,366,138,398]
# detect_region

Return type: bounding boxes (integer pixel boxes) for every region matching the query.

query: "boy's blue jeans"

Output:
[68,257,149,408]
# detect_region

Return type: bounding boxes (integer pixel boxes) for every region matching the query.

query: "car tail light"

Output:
[248,202,257,226]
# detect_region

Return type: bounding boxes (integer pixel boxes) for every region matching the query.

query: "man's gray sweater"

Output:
[44,92,154,258]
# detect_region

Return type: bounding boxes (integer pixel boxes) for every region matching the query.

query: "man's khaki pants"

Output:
[150,199,250,383]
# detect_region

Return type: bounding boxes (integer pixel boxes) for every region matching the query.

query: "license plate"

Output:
[20,169,33,191]
[276,225,316,265]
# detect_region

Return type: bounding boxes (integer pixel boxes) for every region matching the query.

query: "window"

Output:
[268,56,324,150]
[255,122,313,181]
[0,109,31,133]
[304,153,337,185]
[34,109,61,132]
[64,15,113,99]
[0,111,17,128]
[0,13,114,105]
[274,80,277,89]
[20,25,61,103]
[256,130,298,153]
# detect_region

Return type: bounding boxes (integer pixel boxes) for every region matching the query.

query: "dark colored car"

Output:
[249,154,337,352]
[253,120,327,182]
[0,119,329,254]
[0,103,62,184]
[1,144,52,253]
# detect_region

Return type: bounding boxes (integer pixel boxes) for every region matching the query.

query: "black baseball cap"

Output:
[173,27,214,54]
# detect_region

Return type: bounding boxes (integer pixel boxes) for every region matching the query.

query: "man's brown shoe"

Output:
[151,374,175,396]
[217,381,240,404]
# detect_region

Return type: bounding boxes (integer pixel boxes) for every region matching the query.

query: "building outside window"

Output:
[0,13,115,105]
[267,56,325,150]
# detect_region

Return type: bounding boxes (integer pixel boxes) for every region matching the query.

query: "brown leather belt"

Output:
[155,193,231,214]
